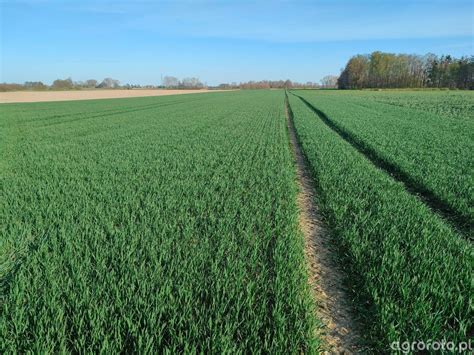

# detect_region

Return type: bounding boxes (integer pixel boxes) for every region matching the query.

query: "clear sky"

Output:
[1,0,473,86]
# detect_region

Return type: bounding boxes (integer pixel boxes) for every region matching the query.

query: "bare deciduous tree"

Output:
[320,75,338,88]
[97,78,120,89]
[52,77,74,89]
[24,81,47,90]
[162,76,179,88]
[85,79,98,88]
[181,77,204,89]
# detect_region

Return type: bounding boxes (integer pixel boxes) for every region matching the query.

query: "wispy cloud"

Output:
[2,0,472,84]
[6,0,473,42]
[71,0,474,42]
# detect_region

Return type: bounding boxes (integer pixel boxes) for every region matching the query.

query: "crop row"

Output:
[294,90,473,233]
[287,92,472,349]
[1,91,316,352]
[363,90,474,120]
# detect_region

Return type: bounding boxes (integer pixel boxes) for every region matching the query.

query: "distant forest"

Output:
[338,52,473,90]
[0,77,206,92]
[1,52,472,92]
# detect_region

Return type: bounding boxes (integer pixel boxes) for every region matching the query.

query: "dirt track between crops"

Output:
[285,94,361,354]
[0,89,233,103]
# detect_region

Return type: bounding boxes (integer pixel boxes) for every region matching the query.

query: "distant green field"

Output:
[1,89,473,352]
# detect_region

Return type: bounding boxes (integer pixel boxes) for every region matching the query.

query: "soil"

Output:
[285,96,361,354]
[0,89,233,104]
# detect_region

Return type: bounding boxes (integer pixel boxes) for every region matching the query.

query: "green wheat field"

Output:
[1,89,472,352]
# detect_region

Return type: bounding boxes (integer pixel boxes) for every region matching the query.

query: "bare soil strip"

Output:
[285,94,361,354]
[0,89,233,104]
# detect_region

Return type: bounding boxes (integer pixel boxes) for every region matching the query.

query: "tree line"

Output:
[0,77,171,92]
[216,80,321,89]
[161,76,206,89]
[1,78,329,92]
[0,77,126,92]
[338,52,473,89]
[4,53,470,93]
[0,76,211,92]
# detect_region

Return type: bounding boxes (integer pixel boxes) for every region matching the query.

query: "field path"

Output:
[285,93,361,353]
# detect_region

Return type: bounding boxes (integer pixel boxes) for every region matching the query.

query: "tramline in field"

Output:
[1,91,315,352]
[1,89,472,352]
[293,89,473,235]
[287,90,472,349]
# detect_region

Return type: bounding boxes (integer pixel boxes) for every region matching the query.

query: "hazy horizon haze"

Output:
[1,0,473,86]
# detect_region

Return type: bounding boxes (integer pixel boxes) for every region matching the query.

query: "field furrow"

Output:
[293,90,474,235]
[2,88,472,353]
[0,91,316,353]
[287,92,473,349]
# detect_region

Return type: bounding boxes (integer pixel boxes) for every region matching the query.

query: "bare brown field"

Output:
[0,89,232,103]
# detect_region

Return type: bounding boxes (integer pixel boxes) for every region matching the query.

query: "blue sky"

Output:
[1,0,473,85]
